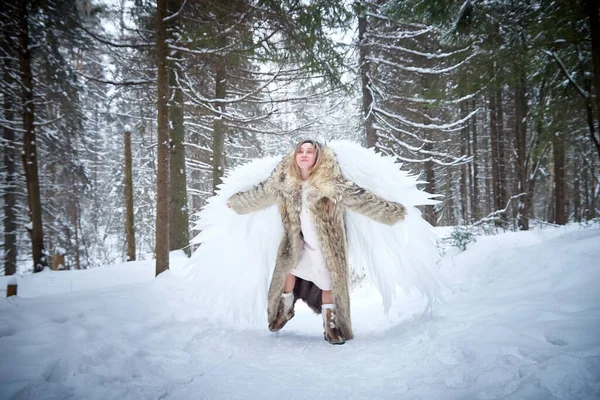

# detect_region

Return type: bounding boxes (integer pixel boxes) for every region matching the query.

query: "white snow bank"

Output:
[0,226,598,399]
[0,250,189,298]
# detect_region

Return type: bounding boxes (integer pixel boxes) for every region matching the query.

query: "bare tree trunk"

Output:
[586,0,600,160]
[71,188,81,270]
[169,78,190,254]
[212,59,226,194]
[459,101,469,223]
[3,61,17,276]
[168,0,189,255]
[485,148,492,215]
[523,121,543,230]
[358,12,377,150]
[496,87,508,211]
[515,74,528,230]
[489,91,501,213]
[584,167,590,218]
[92,105,100,234]
[155,0,170,275]
[124,130,136,261]
[522,67,551,229]
[585,81,599,162]
[423,139,437,226]
[482,101,493,216]
[188,129,205,216]
[574,174,581,222]
[445,166,455,225]
[588,154,596,219]
[19,0,46,272]
[471,98,479,221]
[524,175,536,226]
[553,132,566,224]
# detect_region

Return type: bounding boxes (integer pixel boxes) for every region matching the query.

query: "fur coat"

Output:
[227,145,406,340]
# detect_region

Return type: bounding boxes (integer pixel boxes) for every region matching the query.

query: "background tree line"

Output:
[1,0,599,276]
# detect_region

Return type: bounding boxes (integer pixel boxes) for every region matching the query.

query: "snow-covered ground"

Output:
[1,225,599,399]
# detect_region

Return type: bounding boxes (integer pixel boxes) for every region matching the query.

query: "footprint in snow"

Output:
[544,331,568,346]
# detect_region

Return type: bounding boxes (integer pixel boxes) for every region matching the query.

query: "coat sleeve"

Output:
[228,175,278,215]
[341,179,406,225]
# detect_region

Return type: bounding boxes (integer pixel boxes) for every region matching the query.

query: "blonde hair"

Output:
[288,139,322,180]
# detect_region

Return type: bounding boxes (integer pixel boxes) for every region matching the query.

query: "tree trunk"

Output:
[19,0,47,272]
[3,62,17,276]
[471,98,479,221]
[92,105,100,234]
[553,132,566,224]
[358,12,377,150]
[496,87,508,211]
[124,130,136,261]
[489,91,501,213]
[586,0,600,160]
[189,126,206,216]
[523,121,543,231]
[585,85,599,163]
[169,78,190,254]
[459,101,468,224]
[482,102,492,216]
[422,139,437,226]
[524,173,537,227]
[155,0,170,275]
[584,168,590,219]
[71,186,80,270]
[574,174,581,222]
[589,157,597,219]
[167,0,189,255]
[445,166,455,225]
[212,59,227,194]
[514,74,528,230]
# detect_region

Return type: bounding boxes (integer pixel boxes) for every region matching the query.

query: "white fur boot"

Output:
[268,291,295,332]
[322,304,345,345]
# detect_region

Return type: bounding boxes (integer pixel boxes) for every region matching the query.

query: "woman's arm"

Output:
[228,178,278,214]
[341,180,406,225]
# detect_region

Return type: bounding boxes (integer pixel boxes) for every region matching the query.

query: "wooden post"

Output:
[7,282,17,297]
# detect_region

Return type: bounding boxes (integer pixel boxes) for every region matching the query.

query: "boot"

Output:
[269,291,295,332]
[322,304,345,345]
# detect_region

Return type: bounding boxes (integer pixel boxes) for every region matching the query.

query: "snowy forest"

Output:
[1,0,600,275]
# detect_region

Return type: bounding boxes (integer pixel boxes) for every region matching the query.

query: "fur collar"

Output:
[279,145,343,199]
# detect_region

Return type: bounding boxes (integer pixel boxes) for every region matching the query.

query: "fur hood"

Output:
[277,145,344,199]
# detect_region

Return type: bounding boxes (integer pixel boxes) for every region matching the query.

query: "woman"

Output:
[227,140,407,345]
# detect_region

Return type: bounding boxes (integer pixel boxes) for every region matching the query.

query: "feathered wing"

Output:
[328,140,443,313]
[186,156,284,327]
[186,141,443,327]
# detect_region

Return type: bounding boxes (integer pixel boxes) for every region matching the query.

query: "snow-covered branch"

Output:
[162,0,187,22]
[368,28,432,41]
[77,72,152,87]
[369,50,476,75]
[369,42,472,60]
[377,142,470,166]
[374,106,478,130]
[542,50,588,99]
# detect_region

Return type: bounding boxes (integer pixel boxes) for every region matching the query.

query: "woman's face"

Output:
[296,143,317,170]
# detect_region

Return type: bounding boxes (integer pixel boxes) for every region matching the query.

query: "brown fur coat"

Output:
[228,145,406,340]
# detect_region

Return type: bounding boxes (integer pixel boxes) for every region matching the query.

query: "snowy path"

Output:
[1,226,599,399]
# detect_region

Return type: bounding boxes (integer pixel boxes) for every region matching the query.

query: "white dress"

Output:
[290,182,332,290]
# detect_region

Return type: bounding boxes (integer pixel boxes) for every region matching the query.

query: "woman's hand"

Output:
[226,202,231,208]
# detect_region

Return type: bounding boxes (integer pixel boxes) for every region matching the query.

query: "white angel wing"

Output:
[187,141,443,327]
[328,140,443,313]
[186,156,284,327]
